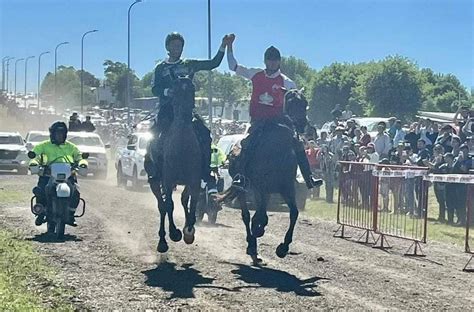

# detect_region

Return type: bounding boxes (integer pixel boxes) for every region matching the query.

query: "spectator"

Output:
[366,142,380,164]
[466,136,474,155]
[341,104,353,121]
[373,121,391,159]
[358,125,371,146]
[453,106,471,142]
[426,121,439,149]
[68,112,82,132]
[416,139,431,166]
[441,153,461,225]
[393,120,406,146]
[329,126,347,156]
[435,124,456,153]
[387,117,397,139]
[306,140,321,200]
[331,104,342,120]
[318,145,337,203]
[429,144,447,223]
[404,122,421,152]
[318,131,329,146]
[346,119,357,139]
[451,136,461,157]
[81,116,96,132]
[352,127,362,144]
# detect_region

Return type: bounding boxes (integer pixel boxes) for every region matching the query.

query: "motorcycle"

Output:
[195,169,224,225]
[28,151,89,240]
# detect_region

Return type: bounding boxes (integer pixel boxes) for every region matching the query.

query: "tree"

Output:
[103,60,139,106]
[280,56,316,95]
[361,56,422,120]
[40,66,98,109]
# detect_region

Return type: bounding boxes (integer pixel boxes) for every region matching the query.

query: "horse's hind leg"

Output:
[150,180,169,253]
[166,187,182,243]
[238,192,260,265]
[277,189,299,258]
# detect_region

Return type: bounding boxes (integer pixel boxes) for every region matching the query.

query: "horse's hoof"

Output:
[276,243,289,258]
[183,226,195,245]
[251,255,264,266]
[157,240,169,253]
[170,229,182,242]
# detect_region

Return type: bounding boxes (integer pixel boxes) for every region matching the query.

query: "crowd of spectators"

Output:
[304,105,474,226]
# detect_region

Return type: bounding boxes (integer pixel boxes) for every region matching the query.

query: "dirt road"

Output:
[0,173,472,310]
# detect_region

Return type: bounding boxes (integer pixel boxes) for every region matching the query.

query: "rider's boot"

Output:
[293,138,323,189]
[35,214,46,226]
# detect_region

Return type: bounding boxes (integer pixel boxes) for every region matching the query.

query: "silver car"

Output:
[0,132,29,174]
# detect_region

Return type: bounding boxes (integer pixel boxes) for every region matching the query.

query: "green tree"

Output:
[361,56,422,120]
[103,60,139,106]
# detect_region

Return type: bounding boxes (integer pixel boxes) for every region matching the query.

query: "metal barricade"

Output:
[334,162,378,244]
[335,162,429,256]
[424,174,474,272]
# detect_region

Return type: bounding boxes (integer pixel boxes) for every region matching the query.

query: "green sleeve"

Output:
[188,49,225,72]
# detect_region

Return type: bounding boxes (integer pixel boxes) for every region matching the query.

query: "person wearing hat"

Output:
[68,112,82,132]
[145,32,231,191]
[329,125,348,155]
[226,34,321,189]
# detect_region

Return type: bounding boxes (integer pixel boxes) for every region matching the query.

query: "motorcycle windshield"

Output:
[50,163,72,181]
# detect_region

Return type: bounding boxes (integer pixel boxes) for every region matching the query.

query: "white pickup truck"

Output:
[115,132,152,189]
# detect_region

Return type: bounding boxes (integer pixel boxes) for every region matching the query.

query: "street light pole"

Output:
[207,0,213,133]
[37,51,50,109]
[24,56,35,108]
[5,57,14,94]
[1,56,10,91]
[14,58,25,104]
[54,41,69,107]
[127,0,142,126]
[81,29,98,114]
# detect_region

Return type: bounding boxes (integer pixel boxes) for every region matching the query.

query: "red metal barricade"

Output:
[335,161,429,256]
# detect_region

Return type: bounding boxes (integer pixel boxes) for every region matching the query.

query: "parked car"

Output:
[217,134,308,211]
[68,132,108,179]
[0,132,29,174]
[352,117,392,139]
[25,130,50,151]
[115,132,152,189]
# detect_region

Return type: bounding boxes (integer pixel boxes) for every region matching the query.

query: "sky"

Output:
[1,0,473,94]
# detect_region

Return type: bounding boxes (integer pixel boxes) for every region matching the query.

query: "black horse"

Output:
[228,89,309,265]
[148,77,202,253]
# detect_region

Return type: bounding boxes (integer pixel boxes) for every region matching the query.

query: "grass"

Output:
[0,229,74,311]
[304,185,470,247]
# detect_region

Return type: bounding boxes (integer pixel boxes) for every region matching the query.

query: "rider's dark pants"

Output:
[145,102,212,182]
[33,176,80,212]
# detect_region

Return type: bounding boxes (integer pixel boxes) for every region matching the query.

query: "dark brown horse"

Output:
[148,77,202,253]
[231,89,309,264]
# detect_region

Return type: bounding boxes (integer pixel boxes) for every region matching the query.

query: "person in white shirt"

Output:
[393,120,406,147]
[373,121,392,158]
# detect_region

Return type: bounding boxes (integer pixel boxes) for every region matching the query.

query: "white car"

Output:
[217,133,308,211]
[0,132,29,175]
[68,132,108,179]
[25,130,50,151]
[115,132,152,189]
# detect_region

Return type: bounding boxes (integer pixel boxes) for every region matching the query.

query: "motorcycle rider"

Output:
[226,34,322,189]
[29,121,88,227]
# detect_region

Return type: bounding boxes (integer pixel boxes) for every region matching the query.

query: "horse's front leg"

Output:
[251,193,269,238]
[150,180,168,253]
[277,190,299,258]
[164,186,182,243]
[182,186,197,244]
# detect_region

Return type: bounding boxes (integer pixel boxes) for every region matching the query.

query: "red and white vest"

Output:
[250,71,285,121]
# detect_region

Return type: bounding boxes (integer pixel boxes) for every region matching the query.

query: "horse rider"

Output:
[225,34,322,189]
[145,32,231,192]
[29,121,88,226]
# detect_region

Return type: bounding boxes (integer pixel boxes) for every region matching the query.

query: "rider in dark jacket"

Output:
[145,32,229,192]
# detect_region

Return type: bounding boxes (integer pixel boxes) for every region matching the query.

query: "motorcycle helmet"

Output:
[49,121,68,145]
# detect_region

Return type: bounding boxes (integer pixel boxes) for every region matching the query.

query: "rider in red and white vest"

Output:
[226,34,322,189]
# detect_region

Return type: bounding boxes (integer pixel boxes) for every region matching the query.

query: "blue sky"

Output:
[1,0,473,93]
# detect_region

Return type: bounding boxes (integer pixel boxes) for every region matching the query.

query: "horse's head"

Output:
[284,88,308,134]
[171,76,195,122]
